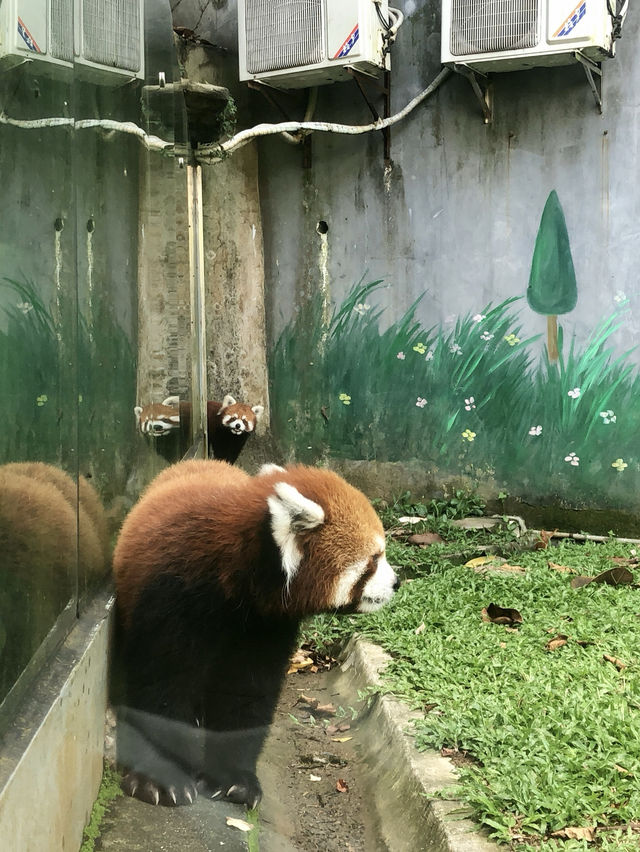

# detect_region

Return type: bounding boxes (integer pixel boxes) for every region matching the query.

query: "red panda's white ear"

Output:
[258,463,286,476]
[267,482,325,583]
[134,406,142,425]
[162,395,180,407]
[251,404,264,420]
[221,394,236,408]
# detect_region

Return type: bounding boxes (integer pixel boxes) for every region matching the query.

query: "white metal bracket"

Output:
[452,64,493,124]
[574,52,603,113]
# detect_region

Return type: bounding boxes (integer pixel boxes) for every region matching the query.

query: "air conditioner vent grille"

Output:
[450,0,539,56]
[50,0,73,62]
[82,0,141,71]
[245,0,323,74]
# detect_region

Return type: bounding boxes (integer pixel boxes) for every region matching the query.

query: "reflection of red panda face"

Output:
[133,395,264,464]
[134,398,181,437]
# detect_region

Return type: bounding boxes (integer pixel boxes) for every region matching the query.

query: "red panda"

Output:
[134,394,263,464]
[112,461,398,809]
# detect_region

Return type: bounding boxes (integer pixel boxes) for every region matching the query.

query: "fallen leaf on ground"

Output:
[571,566,634,589]
[551,826,595,842]
[226,817,253,832]
[408,532,444,546]
[287,650,314,674]
[481,603,523,626]
[545,634,569,651]
[603,654,627,670]
[615,764,633,775]
[415,622,426,635]
[534,529,558,550]
[326,723,350,734]
[336,779,349,793]
[499,563,525,573]
[548,561,576,574]
[398,516,428,525]
[609,555,639,566]
[331,736,353,743]
[309,774,321,782]
[465,556,500,569]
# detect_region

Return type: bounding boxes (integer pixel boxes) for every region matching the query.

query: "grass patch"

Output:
[303,501,640,850]
[80,762,123,852]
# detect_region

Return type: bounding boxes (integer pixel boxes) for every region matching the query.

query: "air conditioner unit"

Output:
[0,0,144,82]
[238,0,390,89]
[441,0,615,72]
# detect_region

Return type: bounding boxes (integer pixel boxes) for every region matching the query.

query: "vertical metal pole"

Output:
[187,163,208,458]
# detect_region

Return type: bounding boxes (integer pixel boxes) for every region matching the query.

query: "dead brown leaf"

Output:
[499,563,525,573]
[226,817,253,832]
[287,650,314,674]
[408,532,444,546]
[610,555,639,566]
[571,566,634,590]
[336,778,349,793]
[548,561,576,574]
[534,529,558,550]
[330,736,353,743]
[481,603,523,627]
[551,826,595,842]
[592,566,634,585]
[415,622,426,635]
[545,634,569,651]
[603,654,627,670]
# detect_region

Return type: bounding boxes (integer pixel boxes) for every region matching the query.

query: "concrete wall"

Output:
[166,1,640,526]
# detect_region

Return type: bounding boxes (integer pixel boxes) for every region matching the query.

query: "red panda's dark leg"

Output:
[197,617,299,808]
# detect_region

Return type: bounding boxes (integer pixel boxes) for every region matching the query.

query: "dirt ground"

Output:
[257,660,389,852]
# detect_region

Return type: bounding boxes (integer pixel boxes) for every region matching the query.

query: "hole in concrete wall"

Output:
[54,218,64,232]
[316,220,329,235]
[86,218,95,233]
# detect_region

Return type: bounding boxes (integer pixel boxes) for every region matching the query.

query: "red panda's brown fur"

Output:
[113,463,383,629]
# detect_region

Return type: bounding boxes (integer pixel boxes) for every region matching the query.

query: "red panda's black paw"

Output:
[122,770,198,807]
[199,772,262,810]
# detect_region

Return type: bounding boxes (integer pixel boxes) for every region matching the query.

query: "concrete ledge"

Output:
[334,636,498,852]
[0,591,113,852]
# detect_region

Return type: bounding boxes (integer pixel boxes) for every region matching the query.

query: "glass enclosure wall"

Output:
[0,0,189,729]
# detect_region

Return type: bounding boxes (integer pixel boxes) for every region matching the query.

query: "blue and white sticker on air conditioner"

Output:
[553,1,587,38]
[333,24,360,59]
[17,17,42,53]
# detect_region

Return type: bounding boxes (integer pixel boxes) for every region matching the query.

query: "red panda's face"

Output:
[134,401,180,436]
[265,470,398,616]
[220,395,264,436]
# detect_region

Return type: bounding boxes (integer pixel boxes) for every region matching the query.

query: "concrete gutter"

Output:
[333,637,499,852]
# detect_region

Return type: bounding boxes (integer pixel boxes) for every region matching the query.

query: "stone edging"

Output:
[334,636,499,852]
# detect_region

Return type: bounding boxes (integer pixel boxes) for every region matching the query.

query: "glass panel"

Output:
[0,55,77,709]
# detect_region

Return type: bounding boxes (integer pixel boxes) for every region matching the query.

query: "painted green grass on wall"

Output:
[270,279,639,506]
[0,277,136,501]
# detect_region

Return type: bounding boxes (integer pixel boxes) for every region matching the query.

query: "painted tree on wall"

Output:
[527,190,577,363]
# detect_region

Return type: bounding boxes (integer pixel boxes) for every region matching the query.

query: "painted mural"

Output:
[270,191,639,510]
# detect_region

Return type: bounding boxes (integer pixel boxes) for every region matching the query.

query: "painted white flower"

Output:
[397,351,406,360]
[416,397,427,408]
[17,301,33,314]
[464,397,476,411]
[564,452,579,467]
[472,313,486,323]
[353,302,371,315]
[599,410,616,424]
[612,458,628,472]
[425,350,434,361]
[450,343,463,356]
[480,331,494,341]
[567,388,581,399]
[614,291,627,304]
[529,425,542,436]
